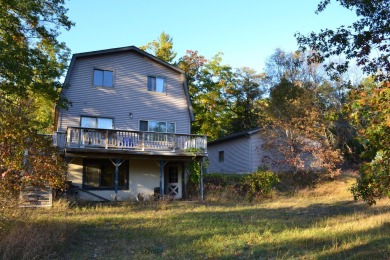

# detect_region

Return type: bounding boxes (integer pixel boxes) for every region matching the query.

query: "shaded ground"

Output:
[1,175,389,259]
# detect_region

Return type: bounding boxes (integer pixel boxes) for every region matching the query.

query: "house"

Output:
[207,129,267,174]
[53,46,207,201]
[207,128,325,174]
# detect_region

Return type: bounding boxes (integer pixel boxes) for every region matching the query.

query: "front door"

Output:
[165,165,182,199]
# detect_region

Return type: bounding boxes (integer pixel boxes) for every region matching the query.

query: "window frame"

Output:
[93,68,114,87]
[139,120,176,133]
[218,150,224,163]
[147,76,166,93]
[80,116,114,129]
[83,159,129,190]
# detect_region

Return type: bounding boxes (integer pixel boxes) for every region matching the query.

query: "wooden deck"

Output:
[53,127,207,156]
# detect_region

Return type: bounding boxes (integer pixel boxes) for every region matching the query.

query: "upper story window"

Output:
[93,69,113,87]
[147,76,165,93]
[140,120,175,133]
[81,116,113,129]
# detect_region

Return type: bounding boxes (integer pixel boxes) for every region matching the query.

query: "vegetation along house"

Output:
[53,46,207,201]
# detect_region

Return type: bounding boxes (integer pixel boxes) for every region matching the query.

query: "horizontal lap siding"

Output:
[207,136,250,174]
[59,52,190,134]
[250,134,265,172]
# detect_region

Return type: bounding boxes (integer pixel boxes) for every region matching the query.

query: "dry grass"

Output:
[1,173,389,259]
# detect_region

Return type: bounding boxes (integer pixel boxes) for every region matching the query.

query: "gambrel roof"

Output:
[63,46,194,121]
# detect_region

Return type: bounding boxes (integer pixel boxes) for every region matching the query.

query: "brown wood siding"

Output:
[59,52,191,134]
[207,136,251,174]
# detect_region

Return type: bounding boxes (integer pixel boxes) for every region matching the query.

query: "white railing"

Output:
[54,127,207,154]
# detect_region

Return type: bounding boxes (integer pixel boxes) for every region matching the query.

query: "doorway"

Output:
[165,165,182,199]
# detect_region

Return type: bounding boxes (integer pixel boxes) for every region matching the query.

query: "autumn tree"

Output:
[260,48,343,174]
[0,98,67,199]
[263,77,342,174]
[296,0,390,204]
[296,0,390,82]
[178,51,235,140]
[0,0,73,199]
[140,32,177,63]
[349,78,390,205]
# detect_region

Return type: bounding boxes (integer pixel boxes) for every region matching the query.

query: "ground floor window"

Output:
[83,159,129,190]
[219,150,224,162]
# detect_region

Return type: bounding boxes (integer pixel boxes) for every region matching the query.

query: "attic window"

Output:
[93,69,113,87]
[219,151,224,163]
[148,76,165,93]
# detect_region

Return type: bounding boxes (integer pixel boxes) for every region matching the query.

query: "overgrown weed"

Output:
[1,173,389,259]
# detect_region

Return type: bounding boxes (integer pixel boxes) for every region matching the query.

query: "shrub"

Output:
[241,170,280,200]
[204,173,243,187]
[203,171,279,202]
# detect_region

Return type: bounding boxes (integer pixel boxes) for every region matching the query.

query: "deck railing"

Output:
[53,127,207,154]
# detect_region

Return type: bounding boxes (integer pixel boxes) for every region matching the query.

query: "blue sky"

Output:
[59,0,357,72]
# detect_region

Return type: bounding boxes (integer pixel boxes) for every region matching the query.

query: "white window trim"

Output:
[218,150,225,163]
[93,68,115,88]
[147,75,166,93]
[80,116,114,129]
[139,120,176,133]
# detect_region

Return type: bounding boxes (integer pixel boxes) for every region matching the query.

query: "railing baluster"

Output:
[59,127,207,154]
[105,130,108,149]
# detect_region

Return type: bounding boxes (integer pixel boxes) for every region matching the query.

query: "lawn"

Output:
[1,174,389,259]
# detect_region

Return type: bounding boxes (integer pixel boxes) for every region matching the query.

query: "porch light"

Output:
[129,112,133,119]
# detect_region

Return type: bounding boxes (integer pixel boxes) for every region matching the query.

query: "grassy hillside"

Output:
[1,174,389,259]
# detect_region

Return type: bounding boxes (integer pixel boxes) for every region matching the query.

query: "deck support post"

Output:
[200,158,204,201]
[158,160,168,197]
[115,158,120,200]
[109,158,126,202]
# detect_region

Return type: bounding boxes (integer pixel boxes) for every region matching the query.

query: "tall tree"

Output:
[296,0,390,82]
[140,32,177,63]
[0,0,73,198]
[296,0,390,204]
[264,78,342,174]
[179,51,233,140]
[0,0,73,102]
[227,67,265,132]
[264,48,304,88]
[0,98,67,199]
[349,78,390,205]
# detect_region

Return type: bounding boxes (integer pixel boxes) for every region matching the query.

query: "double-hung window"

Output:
[147,76,165,93]
[81,116,113,129]
[93,69,113,87]
[140,120,175,133]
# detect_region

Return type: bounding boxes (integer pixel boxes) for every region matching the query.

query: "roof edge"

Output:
[208,128,261,145]
[64,45,183,85]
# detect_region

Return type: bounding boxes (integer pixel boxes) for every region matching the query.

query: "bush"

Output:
[241,170,280,200]
[204,173,243,187]
[204,170,279,202]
